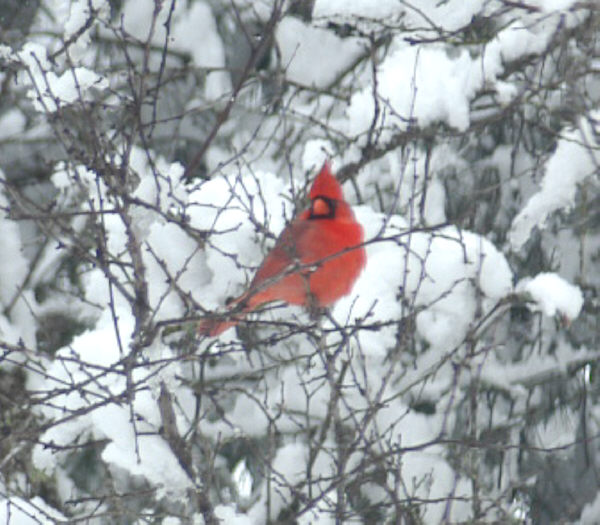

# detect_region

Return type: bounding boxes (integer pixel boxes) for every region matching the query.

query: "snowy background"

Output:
[0,0,599,523]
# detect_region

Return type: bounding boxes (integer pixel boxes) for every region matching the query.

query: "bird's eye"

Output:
[310,197,335,219]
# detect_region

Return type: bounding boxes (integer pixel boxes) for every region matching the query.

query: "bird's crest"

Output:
[309,161,344,201]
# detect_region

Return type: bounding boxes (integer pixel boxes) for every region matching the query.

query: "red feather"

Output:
[198,162,366,336]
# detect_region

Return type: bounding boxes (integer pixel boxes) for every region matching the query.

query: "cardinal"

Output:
[198,162,366,336]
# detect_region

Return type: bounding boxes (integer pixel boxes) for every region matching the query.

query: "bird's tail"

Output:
[197,295,249,337]
[197,317,238,337]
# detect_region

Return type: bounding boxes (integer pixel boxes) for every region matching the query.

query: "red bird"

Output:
[198,162,366,336]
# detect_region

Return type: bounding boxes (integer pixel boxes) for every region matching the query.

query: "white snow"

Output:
[120,1,171,42]
[64,0,110,61]
[0,172,36,349]
[0,44,11,60]
[188,169,293,308]
[0,108,26,140]
[344,9,569,142]
[510,120,599,249]
[232,459,253,501]
[30,308,193,499]
[215,504,254,524]
[314,0,485,32]
[486,19,551,64]
[347,45,478,136]
[301,139,335,172]
[517,272,584,321]
[97,403,193,496]
[17,43,108,112]
[335,211,513,356]
[580,491,600,525]
[0,496,66,524]
[128,146,187,240]
[249,442,307,522]
[120,0,231,101]
[276,17,365,88]
[8,0,598,521]
[0,178,29,309]
[531,0,578,11]
[531,407,577,450]
[171,2,231,100]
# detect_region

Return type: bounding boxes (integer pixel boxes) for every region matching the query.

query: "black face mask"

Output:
[308,196,337,220]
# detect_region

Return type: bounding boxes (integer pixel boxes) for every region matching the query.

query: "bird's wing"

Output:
[250,219,313,288]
